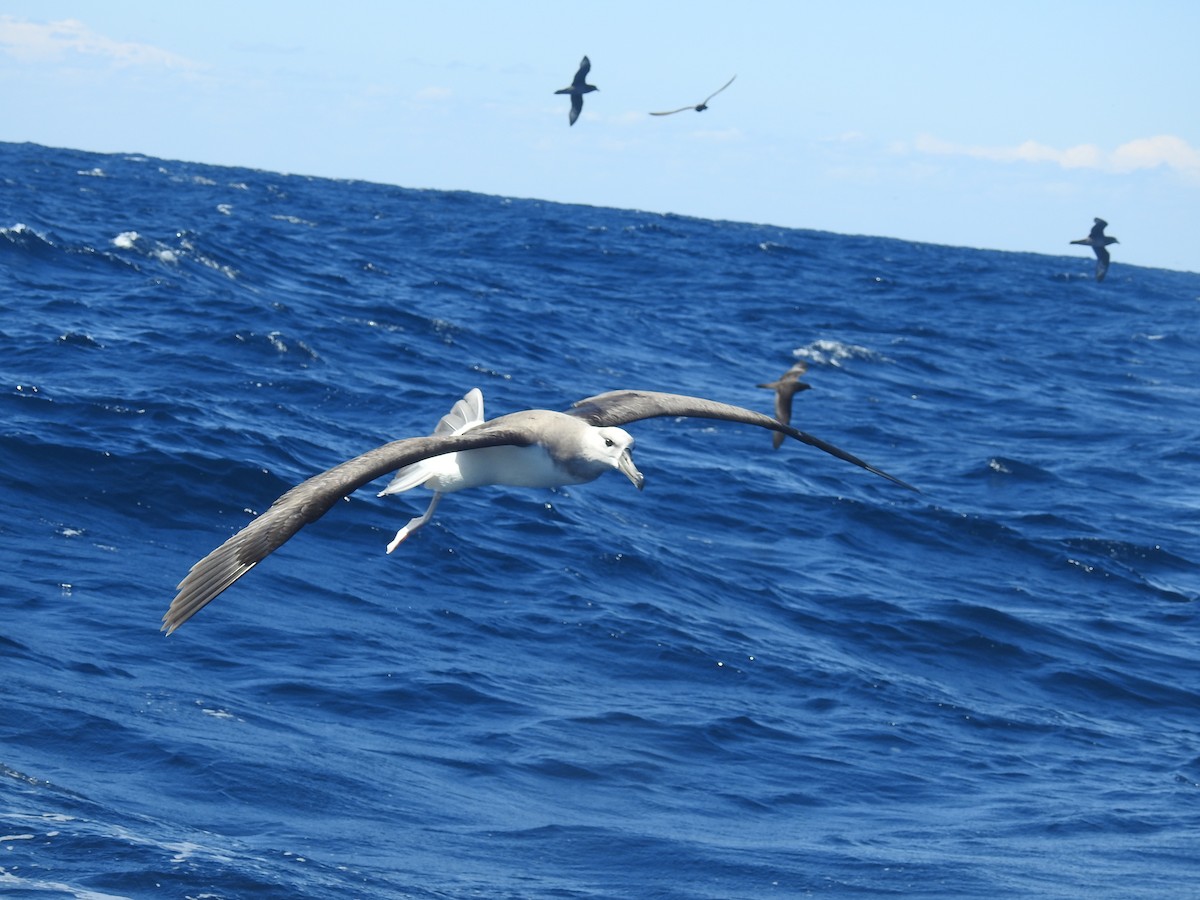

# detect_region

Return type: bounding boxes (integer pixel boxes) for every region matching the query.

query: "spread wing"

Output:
[566,390,915,491]
[757,364,812,449]
[1094,245,1111,281]
[1089,218,1108,240]
[163,425,536,634]
[569,93,584,125]
[651,75,736,115]
[573,56,591,88]
[702,74,736,105]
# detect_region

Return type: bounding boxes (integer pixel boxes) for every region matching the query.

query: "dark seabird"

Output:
[162,388,916,634]
[650,75,736,116]
[555,56,597,126]
[758,362,812,450]
[1070,217,1119,282]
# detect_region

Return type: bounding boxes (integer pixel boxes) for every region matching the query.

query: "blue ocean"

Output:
[2,140,1198,899]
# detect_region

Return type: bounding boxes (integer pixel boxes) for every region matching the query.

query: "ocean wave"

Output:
[3,140,1199,899]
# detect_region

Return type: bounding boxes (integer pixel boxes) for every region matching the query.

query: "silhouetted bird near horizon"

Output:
[1071,217,1119,282]
[650,75,737,116]
[758,361,812,450]
[556,56,598,126]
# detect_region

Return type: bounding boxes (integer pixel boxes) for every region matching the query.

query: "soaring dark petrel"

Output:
[162,388,916,634]
[650,75,737,116]
[1070,217,1119,282]
[555,56,597,126]
[758,362,813,450]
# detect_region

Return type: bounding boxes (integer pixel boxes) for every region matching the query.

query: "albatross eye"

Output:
[604,438,614,447]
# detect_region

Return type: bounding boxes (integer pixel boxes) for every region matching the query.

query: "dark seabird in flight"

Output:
[555,55,598,126]
[650,75,737,116]
[162,388,916,634]
[1070,217,1119,281]
[758,362,812,450]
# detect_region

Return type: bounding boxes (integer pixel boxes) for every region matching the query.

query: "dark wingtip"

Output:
[778,422,920,493]
[855,460,920,493]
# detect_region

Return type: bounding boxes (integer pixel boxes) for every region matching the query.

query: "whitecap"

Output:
[792,338,888,366]
[0,870,128,900]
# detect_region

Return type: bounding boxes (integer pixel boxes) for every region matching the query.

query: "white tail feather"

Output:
[378,389,485,551]
[378,389,485,496]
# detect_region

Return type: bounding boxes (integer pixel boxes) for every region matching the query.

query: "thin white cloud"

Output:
[912,133,1200,178]
[818,131,868,145]
[611,110,647,125]
[690,127,745,144]
[1108,135,1200,174]
[0,15,199,69]
[414,86,453,102]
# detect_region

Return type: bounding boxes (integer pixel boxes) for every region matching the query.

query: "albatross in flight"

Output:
[555,55,598,126]
[162,388,916,634]
[758,362,813,450]
[1070,217,1118,282]
[650,75,736,116]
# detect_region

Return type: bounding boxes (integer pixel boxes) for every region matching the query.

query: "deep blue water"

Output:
[1,140,1198,899]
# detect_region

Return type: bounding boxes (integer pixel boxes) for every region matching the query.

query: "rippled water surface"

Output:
[2,141,1199,898]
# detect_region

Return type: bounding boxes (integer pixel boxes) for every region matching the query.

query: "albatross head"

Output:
[591,425,643,490]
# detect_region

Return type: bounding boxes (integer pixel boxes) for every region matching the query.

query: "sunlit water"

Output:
[2,141,1198,898]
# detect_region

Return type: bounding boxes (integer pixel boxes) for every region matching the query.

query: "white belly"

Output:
[425,443,585,493]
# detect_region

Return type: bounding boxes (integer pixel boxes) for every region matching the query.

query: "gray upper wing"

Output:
[567,390,916,491]
[163,425,536,634]
[568,389,809,431]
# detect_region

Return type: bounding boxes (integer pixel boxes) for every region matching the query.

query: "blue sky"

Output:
[2,2,1197,273]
